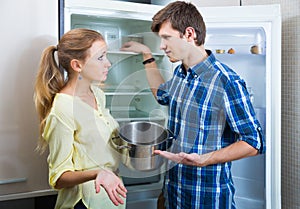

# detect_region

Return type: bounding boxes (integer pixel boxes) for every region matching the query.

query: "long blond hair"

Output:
[34,28,104,153]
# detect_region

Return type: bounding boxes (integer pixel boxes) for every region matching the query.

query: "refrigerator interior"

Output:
[65,5,276,209]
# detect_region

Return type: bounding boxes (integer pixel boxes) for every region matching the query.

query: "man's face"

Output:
[158,21,186,63]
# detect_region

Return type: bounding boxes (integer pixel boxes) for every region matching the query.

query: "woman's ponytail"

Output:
[34,45,64,153]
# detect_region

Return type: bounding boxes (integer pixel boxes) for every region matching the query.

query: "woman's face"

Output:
[82,40,111,82]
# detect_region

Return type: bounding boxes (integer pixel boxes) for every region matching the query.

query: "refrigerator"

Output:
[62,1,281,209]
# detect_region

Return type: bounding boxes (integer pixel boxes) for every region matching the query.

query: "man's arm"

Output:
[154,140,258,167]
[120,41,165,98]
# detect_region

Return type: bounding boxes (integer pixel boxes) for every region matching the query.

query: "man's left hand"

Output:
[154,150,213,167]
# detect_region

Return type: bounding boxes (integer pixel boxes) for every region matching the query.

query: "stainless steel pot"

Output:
[111,121,173,171]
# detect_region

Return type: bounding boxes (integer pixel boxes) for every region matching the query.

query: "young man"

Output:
[121,1,264,209]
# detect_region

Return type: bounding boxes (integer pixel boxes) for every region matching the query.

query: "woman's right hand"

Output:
[94,169,127,206]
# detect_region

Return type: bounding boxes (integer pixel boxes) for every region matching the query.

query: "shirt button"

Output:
[107,122,109,125]
[175,119,178,123]
[99,113,103,117]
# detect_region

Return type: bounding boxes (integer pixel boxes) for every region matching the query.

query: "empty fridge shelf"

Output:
[111,110,148,118]
[111,110,164,122]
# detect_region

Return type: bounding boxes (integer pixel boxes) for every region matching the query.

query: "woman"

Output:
[34,28,127,209]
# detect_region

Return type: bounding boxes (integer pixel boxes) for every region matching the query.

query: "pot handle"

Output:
[116,145,131,150]
[111,136,131,150]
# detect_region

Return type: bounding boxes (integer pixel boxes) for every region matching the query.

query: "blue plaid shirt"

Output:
[157,50,265,209]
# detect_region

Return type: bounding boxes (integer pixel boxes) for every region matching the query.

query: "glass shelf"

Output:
[214,53,266,58]
[100,84,152,96]
[105,91,152,96]
[108,50,164,56]
[111,110,165,122]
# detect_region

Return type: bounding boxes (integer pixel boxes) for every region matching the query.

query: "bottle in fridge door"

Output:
[62,1,281,209]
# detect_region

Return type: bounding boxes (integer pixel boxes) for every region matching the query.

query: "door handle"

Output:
[0,177,27,185]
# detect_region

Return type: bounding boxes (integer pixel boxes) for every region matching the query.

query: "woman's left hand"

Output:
[94,169,127,206]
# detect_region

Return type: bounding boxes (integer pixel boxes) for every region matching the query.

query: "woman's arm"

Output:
[55,169,127,206]
[54,169,98,189]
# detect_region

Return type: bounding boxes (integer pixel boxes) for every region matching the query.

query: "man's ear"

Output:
[70,59,82,73]
[184,27,197,42]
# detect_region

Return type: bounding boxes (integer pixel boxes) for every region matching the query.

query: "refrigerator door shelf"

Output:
[206,26,266,44]
[207,45,266,55]
[206,27,266,55]
[214,53,265,57]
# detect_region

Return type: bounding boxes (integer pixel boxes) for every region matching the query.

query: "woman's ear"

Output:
[70,59,82,73]
[184,27,197,42]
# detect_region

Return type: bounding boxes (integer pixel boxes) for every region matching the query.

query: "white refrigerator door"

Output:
[64,1,281,209]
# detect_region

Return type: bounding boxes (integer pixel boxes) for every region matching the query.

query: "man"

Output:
[121,1,264,209]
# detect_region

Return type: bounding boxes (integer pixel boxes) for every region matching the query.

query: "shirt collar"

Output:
[178,50,216,78]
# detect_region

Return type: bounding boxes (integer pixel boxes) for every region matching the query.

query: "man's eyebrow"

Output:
[160,34,171,38]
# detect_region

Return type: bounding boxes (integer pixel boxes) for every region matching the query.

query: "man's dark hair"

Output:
[151,1,206,46]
